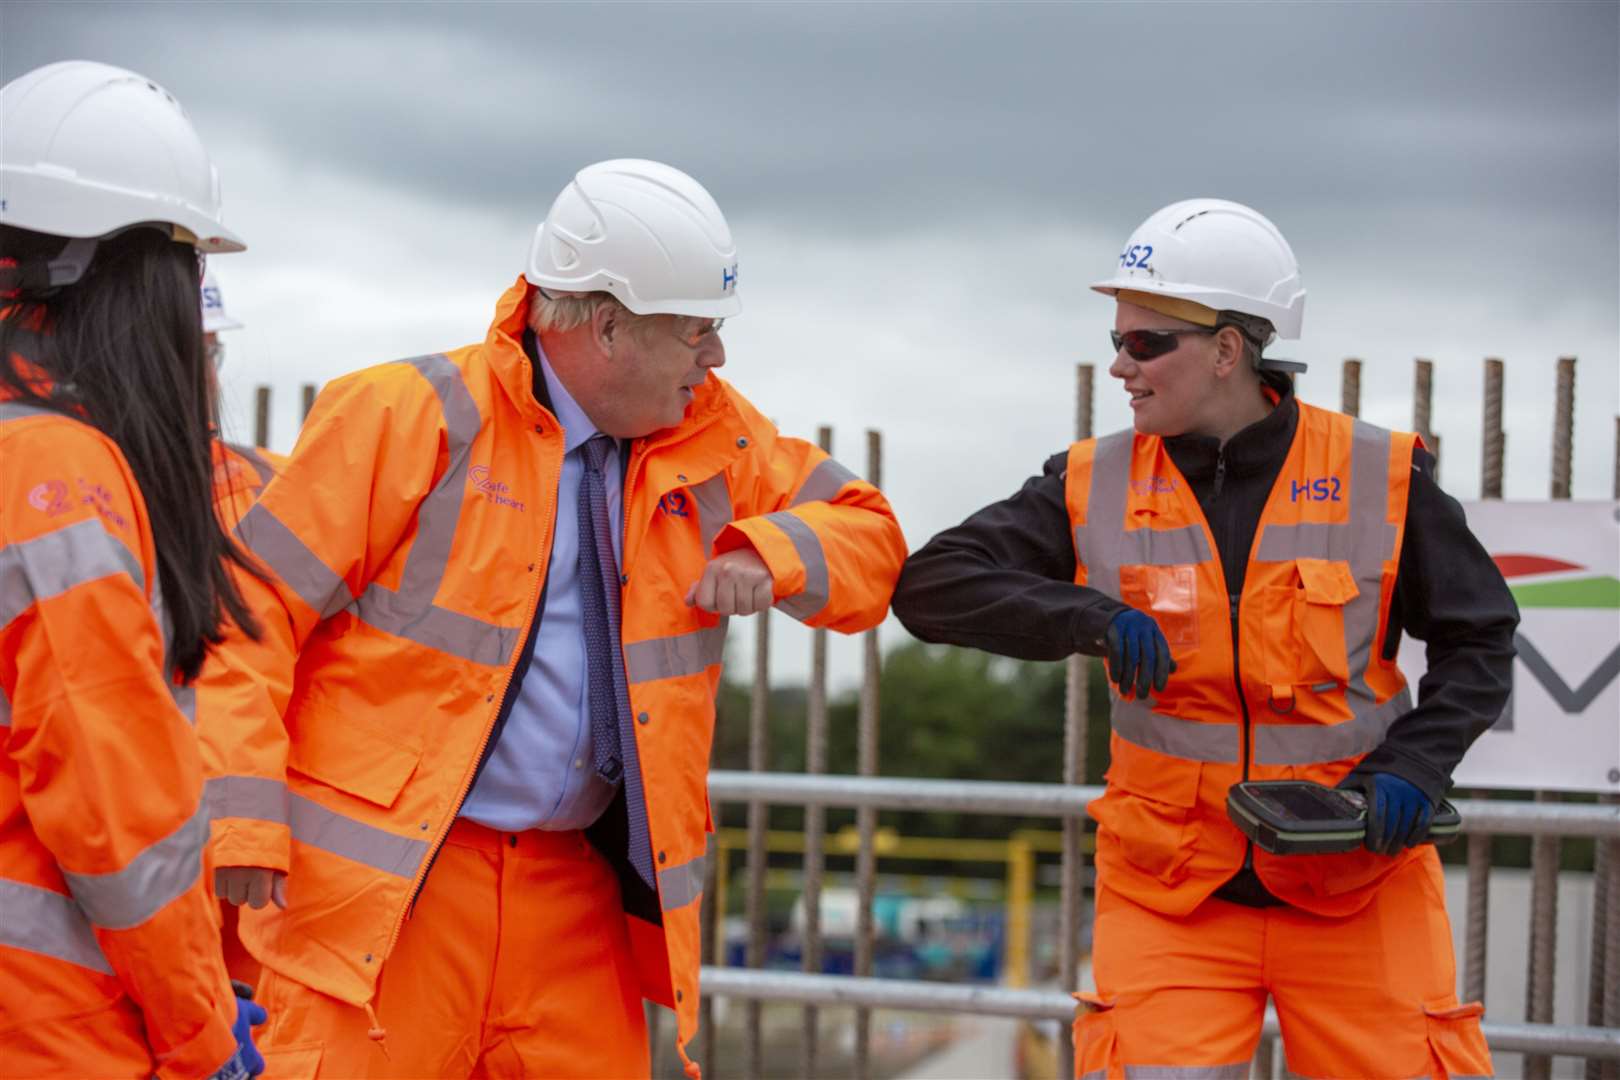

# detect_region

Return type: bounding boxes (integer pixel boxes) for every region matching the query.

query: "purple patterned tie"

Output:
[578,434,655,889]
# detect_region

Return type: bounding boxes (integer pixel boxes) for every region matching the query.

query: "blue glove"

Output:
[210,987,268,1080]
[1343,772,1434,855]
[1104,608,1176,700]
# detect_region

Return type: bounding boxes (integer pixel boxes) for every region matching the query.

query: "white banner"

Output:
[1396,501,1620,793]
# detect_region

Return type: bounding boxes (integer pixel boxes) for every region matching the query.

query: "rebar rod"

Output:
[1482,358,1505,499]
[1341,358,1362,418]
[1058,363,1095,1080]
[853,430,883,1080]
[744,607,770,1080]
[1525,791,1560,1080]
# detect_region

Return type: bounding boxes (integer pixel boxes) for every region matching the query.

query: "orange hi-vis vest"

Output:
[197,277,905,1077]
[211,439,286,528]
[0,394,240,1076]
[1066,399,1425,919]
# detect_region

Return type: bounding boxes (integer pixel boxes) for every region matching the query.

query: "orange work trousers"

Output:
[252,820,649,1079]
[1075,853,1493,1079]
[219,900,262,990]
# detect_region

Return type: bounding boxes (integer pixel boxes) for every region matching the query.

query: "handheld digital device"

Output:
[1226,780,1461,856]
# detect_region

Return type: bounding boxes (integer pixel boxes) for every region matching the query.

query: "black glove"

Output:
[1338,772,1434,855]
[1104,608,1176,700]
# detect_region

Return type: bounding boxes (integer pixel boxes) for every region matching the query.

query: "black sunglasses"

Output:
[1110,327,1217,361]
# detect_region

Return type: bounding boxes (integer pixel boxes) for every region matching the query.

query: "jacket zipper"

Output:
[389,440,560,931]
[1230,592,1257,872]
[1218,442,1252,871]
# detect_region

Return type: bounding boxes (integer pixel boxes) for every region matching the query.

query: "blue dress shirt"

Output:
[460,345,623,832]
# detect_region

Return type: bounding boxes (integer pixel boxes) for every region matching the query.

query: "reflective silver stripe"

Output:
[386,355,479,611]
[349,587,519,667]
[171,683,196,726]
[1255,687,1413,765]
[658,853,706,912]
[1112,699,1239,764]
[1073,430,1135,599]
[0,684,9,728]
[0,401,56,423]
[1341,421,1402,719]
[1123,1066,1250,1079]
[60,802,208,931]
[1255,521,1356,563]
[1118,524,1212,567]
[236,503,352,619]
[206,775,290,826]
[690,473,732,557]
[625,621,729,683]
[767,511,829,621]
[349,355,520,667]
[0,878,112,974]
[791,456,857,507]
[289,793,429,879]
[0,517,143,629]
[224,442,277,486]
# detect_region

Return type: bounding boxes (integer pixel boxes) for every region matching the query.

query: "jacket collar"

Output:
[484,275,738,452]
[1161,373,1299,482]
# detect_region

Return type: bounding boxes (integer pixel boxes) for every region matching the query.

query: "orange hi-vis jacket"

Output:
[198,277,906,1075]
[1066,400,1423,919]
[0,396,240,1076]
[211,440,287,528]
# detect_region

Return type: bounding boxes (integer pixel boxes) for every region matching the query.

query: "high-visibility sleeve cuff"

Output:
[715,517,804,601]
[152,993,239,1080]
[208,819,291,875]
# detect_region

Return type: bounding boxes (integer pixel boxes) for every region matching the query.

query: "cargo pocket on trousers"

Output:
[260,1043,323,1079]
[1422,999,1493,1079]
[1072,992,1120,1079]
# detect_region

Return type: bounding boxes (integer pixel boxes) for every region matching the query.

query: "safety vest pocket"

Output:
[1422,998,1493,1078]
[1119,564,1199,651]
[1098,753,1200,886]
[1257,558,1357,703]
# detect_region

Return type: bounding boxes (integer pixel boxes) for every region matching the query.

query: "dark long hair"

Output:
[0,225,262,681]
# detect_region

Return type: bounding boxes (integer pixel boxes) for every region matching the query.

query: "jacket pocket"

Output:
[261,1042,324,1079]
[288,694,423,810]
[1098,750,1200,886]
[1423,999,1493,1078]
[1072,992,1121,1079]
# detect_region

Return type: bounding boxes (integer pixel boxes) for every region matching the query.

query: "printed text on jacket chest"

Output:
[469,465,526,512]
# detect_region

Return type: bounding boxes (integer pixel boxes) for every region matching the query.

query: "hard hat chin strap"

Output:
[0,237,100,298]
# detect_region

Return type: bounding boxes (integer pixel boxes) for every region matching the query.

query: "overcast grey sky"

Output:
[5,1,1616,684]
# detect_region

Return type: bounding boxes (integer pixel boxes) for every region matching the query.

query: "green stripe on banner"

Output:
[1510,575,1620,609]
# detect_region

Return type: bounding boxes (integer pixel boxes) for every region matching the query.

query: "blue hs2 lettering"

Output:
[1118,244,1154,271]
[722,263,738,291]
[1290,477,1343,502]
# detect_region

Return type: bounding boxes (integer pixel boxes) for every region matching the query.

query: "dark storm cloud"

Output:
[5,0,1615,246]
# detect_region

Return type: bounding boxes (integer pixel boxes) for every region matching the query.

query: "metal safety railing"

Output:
[700,774,1620,1071]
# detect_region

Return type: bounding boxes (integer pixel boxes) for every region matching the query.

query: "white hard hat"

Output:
[201,266,243,332]
[0,60,244,254]
[526,159,740,319]
[1091,198,1304,341]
